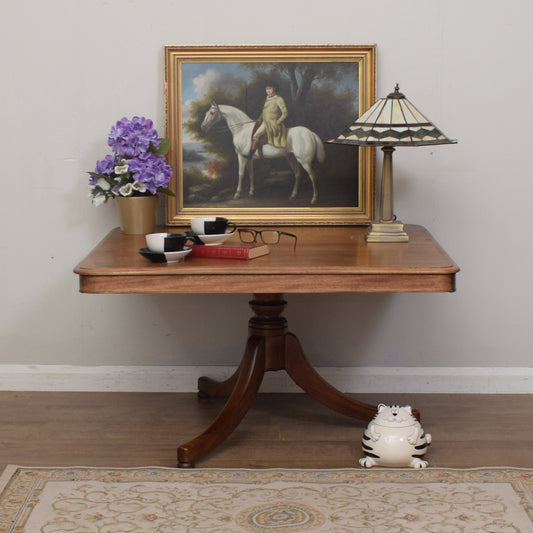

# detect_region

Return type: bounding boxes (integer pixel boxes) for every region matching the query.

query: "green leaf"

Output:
[155,138,170,156]
[157,187,175,197]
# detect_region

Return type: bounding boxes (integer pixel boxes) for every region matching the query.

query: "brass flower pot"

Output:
[116,195,158,235]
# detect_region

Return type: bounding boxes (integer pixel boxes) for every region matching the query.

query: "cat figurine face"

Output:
[359,403,432,468]
[371,404,418,427]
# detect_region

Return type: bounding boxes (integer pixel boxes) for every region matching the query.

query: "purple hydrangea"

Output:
[107,116,160,157]
[88,116,173,204]
[128,152,173,194]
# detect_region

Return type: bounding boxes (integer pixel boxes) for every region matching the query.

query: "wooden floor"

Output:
[1,392,532,472]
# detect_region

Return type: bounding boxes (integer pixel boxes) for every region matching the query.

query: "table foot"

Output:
[178,335,265,468]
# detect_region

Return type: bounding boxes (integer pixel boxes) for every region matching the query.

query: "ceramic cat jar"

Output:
[359,404,432,468]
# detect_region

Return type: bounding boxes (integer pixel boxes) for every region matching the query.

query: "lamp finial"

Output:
[388,84,405,99]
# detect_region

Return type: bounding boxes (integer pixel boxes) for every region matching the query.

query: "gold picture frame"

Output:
[164,44,376,226]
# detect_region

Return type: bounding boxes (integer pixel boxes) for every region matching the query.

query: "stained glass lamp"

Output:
[329,84,456,242]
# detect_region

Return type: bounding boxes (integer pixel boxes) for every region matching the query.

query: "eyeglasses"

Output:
[238,229,297,250]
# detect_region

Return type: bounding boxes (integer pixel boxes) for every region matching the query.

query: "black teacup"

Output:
[164,233,195,252]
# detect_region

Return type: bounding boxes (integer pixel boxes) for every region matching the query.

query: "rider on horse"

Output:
[248,84,288,159]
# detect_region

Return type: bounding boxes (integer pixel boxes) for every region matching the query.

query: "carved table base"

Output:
[177,293,384,467]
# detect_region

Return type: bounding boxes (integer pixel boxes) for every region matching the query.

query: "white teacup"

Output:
[146,233,193,253]
[190,217,236,235]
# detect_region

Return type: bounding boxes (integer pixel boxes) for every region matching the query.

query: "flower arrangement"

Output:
[88,116,174,206]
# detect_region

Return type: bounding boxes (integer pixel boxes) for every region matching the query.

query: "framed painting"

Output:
[164,44,376,226]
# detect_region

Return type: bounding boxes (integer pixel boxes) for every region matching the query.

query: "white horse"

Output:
[200,102,325,204]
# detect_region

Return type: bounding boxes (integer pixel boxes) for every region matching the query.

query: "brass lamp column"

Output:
[329,84,456,243]
[367,145,409,242]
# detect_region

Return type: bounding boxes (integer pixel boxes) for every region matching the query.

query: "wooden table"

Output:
[74,224,458,467]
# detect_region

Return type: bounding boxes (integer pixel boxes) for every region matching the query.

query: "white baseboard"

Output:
[0,365,531,393]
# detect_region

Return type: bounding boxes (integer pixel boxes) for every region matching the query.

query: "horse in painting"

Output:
[200,102,325,204]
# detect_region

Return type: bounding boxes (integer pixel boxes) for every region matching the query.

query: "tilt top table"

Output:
[74,224,459,467]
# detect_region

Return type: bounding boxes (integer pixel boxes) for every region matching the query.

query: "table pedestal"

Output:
[177,293,380,467]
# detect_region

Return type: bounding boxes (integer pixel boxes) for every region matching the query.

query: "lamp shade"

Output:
[330,84,456,147]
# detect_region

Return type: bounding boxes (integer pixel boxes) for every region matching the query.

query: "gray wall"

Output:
[1,1,532,389]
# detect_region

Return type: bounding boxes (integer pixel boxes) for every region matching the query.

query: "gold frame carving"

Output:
[164,44,376,226]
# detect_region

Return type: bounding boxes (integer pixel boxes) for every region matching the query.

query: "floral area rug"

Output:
[1,466,532,532]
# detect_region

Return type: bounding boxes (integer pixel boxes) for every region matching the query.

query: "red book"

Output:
[189,243,270,260]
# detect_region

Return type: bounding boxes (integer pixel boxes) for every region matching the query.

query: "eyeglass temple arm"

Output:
[279,231,297,250]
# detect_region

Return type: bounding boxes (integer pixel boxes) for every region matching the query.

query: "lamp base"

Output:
[366,221,409,243]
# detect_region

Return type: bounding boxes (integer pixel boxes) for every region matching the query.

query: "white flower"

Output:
[132,181,147,193]
[96,177,111,190]
[119,183,134,196]
[92,193,106,207]
[114,163,129,175]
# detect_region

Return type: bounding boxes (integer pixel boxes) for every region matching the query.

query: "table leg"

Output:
[284,332,377,421]
[283,331,419,421]
[198,363,241,398]
[177,335,265,468]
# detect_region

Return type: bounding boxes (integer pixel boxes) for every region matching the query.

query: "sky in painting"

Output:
[181,62,248,142]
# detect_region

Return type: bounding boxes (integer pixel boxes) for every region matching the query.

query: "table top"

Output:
[74,225,459,294]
